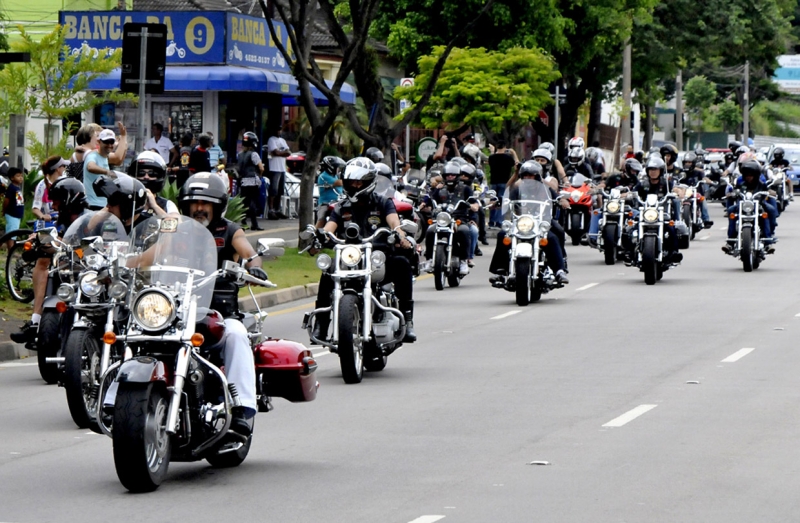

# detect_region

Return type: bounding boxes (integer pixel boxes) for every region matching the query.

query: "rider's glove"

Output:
[247,266,269,282]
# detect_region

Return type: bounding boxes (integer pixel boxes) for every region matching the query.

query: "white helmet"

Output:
[567,148,585,165]
[568,137,585,150]
[342,157,378,203]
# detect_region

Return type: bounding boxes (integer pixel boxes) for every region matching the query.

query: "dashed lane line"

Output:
[491,310,522,320]
[575,282,599,292]
[408,517,446,523]
[721,348,754,363]
[602,404,658,428]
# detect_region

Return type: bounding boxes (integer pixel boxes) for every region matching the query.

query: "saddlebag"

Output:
[676,222,690,250]
[254,339,318,402]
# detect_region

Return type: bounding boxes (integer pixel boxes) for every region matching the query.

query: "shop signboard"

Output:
[225,14,292,73]
[60,11,226,64]
[417,137,439,163]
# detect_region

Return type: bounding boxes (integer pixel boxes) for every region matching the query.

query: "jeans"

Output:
[588,210,602,244]
[316,254,413,308]
[467,223,479,259]
[425,223,471,260]
[490,184,506,224]
[489,231,565,274]
[727,200,776,239]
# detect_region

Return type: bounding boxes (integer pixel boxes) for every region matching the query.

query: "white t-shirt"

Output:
[267,136,289,173]
[143,135,175,164]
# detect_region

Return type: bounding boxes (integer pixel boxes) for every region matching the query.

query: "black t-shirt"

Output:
[771,159,790,169]
[604,172,637,190]
[330,195,397,238]
[209,217,241,269]
[189,146,211,173]
[487,153,516,185]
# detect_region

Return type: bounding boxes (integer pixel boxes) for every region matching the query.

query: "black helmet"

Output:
[645,156,666,177]
[739,160,761,179]
[49,177,87,222]
[375,162,393,179]
[93,174,147,219]
[660,144,678,164]
[342,157,378,203]
[127,151,167,193]
[443,160,461,186]
[178,172,229,221]
[365,147,384,164]
[724,151,734,164]
[773,147,785,161]
[242,131,258,149]
[624,158,643,178]
[728,140,743,153]
[735,146,750,158]
[519,160,543,179]
[682,151,698,171]
[320,155,346,177]
[634,150,644,163]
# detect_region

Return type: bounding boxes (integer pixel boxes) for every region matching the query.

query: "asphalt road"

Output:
[3,202,800,523]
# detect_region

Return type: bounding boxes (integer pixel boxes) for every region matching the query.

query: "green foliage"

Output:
[713,98,743,134]
[23,168,42,204]
[683,76,717,130]
[0,25,137,154]
[225,196,246,223]
[750,100,800,138]
[395,46,559,139]
[159,180,180,207]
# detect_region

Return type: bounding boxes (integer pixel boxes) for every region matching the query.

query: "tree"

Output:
[0,25,135,163]
[395,46,559,143]
[714,97,743,134]
[683,75,717,131]
[258,0,494,234]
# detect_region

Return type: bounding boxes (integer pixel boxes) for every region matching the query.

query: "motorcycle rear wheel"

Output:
[64,329,101,430]
[433,245,446,291]
[569,214,582,245]
[642,236,658,285]
[37,311,61,384]
[5,241,35,303]
[337,294,364,384]
[741,229,754,272]
[514,259,530,306]
[682,206,693,243]
[602,224,617,266]
[113,383,171,492]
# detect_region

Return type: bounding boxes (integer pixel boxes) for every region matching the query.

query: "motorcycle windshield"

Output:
[63,210,128,247]
[374,175,397,199]
[136,216,218,310]
[407,169,424,186]
[571,173,589,187]
[503,179,552,223]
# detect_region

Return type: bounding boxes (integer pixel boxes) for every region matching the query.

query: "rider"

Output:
[678,151,714,229]
[585,147,606,178]
[92,175,149,234]
[422,160,474,276]
[127,151,179,218]
[564,148,594,179]
[770,147,790,170]
[659,144,680,179]
[458,162,481,266]
[178,172,268,435]
[312,157,417,343]
[722,159,777,254]
[488,161,569,286]
[603,158,642,190]
[10,178,89,344]
[365,146,386,166]
[237,132,265,231]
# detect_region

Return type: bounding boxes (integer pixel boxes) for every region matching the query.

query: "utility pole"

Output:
[620,41,632,149]
[550,84,566,161]
[743,60,750,145]
[675,70,683,150]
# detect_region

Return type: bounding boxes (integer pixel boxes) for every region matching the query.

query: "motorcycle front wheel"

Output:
[602,224,617,265]
[113,383,171,492]
[433,244,447,291]
[337,294,364,384]
[37,311,61,384]
[741,228,754,272]
[642,236,658,285]
[64,329,101,430]
[514,259,530,306]
[569,214,582,245]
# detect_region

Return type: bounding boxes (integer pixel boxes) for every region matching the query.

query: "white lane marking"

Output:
[312,350,331,357]
[795,312,800,317]
[698,235,710,240]
[491,310,521,320]
[408,517,445,523]
[0,361,37,368]
[575,282,599,292]
[602,404,658,428]
[721,348,754,363]
[719,226,727,231]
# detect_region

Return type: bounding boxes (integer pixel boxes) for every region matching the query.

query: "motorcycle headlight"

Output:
[606,200,621,214]
[517,215,535,234]
[685,188,694,198]
[501,220,513,233]
[57,284,75,302]
[316,253,332,270]
[571,190,582,202]
[370,251,386,267]
[133,290,175,331]
[341,246,363,267]
[539,221,551,234]
[643,208,659,223]
[741,201,755,214]
[79,271,103,297]
[436,212,452,227]
[109,281,128,300]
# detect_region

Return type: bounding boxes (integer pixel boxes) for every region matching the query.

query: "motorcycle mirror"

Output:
[37,227,57,245]
[298,225,316,241]
[257,237,285,254]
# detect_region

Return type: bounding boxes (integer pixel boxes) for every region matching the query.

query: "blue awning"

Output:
[87,65,356,105]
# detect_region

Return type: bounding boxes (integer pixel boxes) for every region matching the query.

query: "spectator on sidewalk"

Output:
[267,125,291,219]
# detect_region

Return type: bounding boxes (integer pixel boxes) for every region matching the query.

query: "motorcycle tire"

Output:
[337,294,364,384]
[602,224,617,266]
[433,245,447,291]
[207,431,253,468]
[514,259,530,306]
[570,214,582,245]
[113,383,171,492]
[741,228,754,273]
[447,268,461,288]
[37,311,61,384]
[5,241,35,303]
[64,329,101,430]
[682,206,693,242]
[530,277,543,303]
[642,236,658,285]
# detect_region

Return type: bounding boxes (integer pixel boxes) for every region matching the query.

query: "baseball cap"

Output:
[464,133,475,142]
[98,129,116,143]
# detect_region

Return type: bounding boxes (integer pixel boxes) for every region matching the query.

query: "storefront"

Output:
[59,10,356,165]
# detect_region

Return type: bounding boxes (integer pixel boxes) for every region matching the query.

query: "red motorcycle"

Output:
[560,173,595,245]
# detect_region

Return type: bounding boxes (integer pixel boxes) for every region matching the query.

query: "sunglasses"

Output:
[101,139,115,145]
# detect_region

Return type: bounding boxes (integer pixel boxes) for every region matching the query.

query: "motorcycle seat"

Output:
[393,198,414,213]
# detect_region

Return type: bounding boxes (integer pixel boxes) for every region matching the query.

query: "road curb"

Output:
[0,284,317,363]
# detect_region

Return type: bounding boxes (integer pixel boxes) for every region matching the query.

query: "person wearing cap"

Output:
[83,128,120,210]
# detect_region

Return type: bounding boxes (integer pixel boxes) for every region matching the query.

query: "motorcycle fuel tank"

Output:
[254,339,318,402]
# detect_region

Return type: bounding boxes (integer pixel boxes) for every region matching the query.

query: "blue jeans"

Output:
[490,183,506,224]
[727,200,776,239]
[588,210,602,244]
[467,223,479,259]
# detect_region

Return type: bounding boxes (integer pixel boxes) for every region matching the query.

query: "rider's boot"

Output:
[401,300,416,343]
[311,312,330,343]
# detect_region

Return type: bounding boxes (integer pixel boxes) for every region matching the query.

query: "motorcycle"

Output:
[678,181,705,241]
[429,198,472,290]
[495,179,564,306]
[101,216,317,491]
[597,187,628,265]
[560,173,594,245]
[628,193,685,285]
[724,190,772,271]
[302,221,416,384]
[770,167,791,212]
